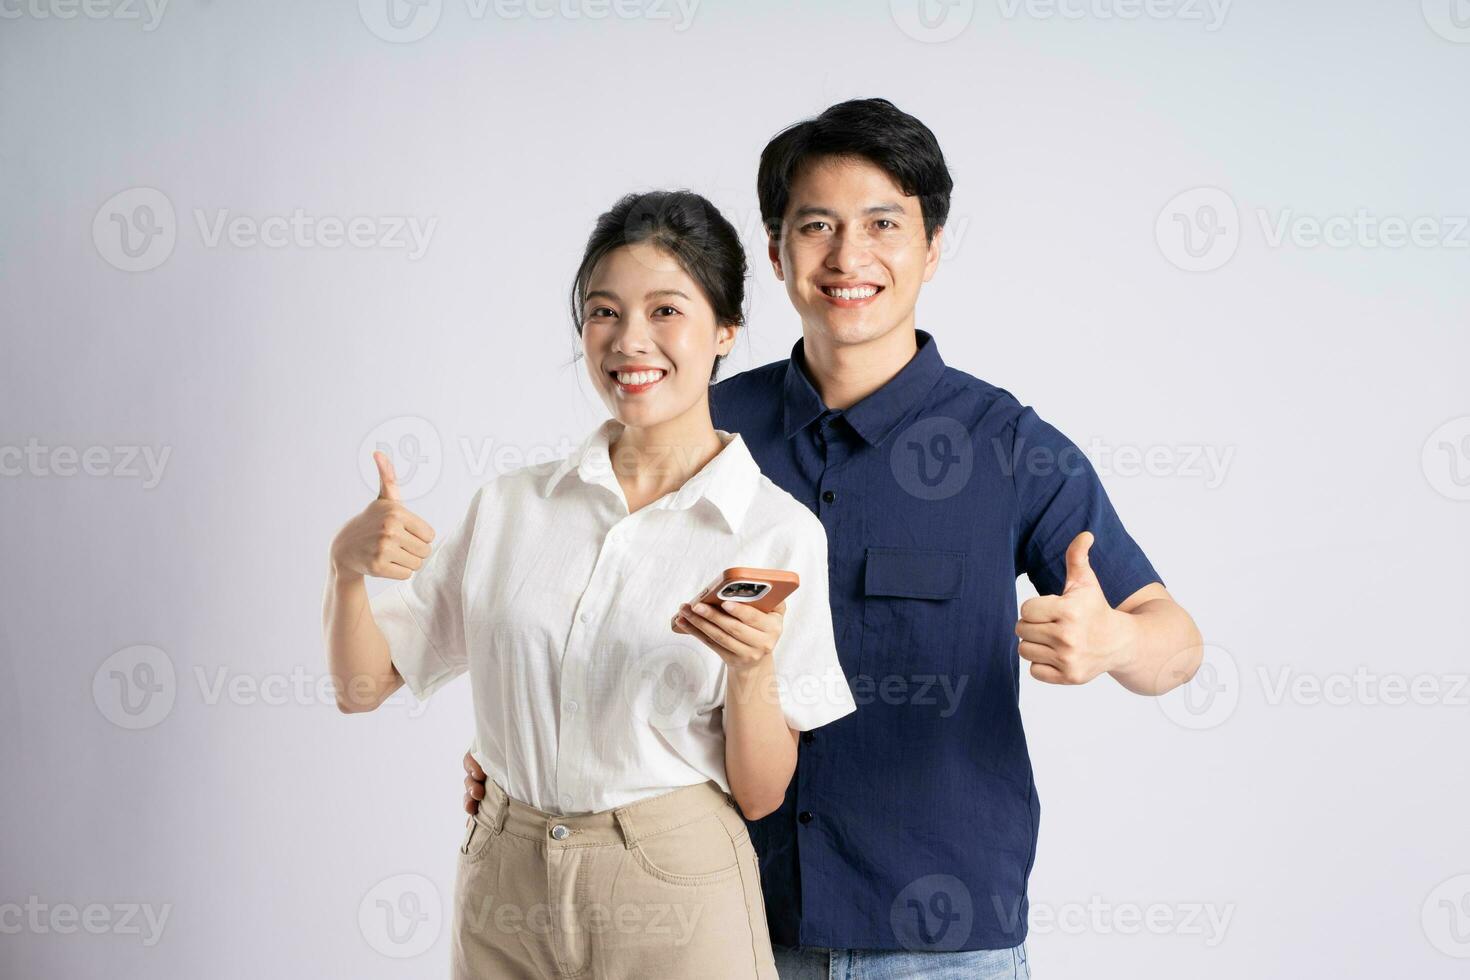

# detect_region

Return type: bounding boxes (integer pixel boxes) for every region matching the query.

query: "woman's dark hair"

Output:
[757,97,953,243]
[571,190,747,383]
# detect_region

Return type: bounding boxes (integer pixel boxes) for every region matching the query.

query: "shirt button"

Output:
[798,811,814,825]
[579,610,591,623]
[821,490,836,504]
[564,700,578,715]
[560,796,573,810]
[550,824,570,841]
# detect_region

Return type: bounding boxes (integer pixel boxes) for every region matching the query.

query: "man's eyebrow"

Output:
[790,203,908,219]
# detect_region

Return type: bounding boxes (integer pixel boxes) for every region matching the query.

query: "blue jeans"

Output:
[772,941,1030,979]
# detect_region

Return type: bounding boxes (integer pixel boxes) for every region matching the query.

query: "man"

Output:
[463,98,1203,978]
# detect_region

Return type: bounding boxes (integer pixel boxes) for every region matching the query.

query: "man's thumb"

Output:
[1062,531,1097,594]
[374,450,401,501]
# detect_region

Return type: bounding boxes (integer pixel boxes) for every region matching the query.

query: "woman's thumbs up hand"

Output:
[329,450,437,580]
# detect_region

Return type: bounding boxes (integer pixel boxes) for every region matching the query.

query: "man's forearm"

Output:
[1107,598,1204,696]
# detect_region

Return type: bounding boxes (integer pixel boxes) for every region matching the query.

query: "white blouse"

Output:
[370,417,857,815]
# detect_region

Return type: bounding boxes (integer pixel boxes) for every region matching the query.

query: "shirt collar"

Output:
[782,328,948,446]
[542,417,762,534]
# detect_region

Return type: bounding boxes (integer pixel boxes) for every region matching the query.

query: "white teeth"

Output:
[615,369,665,386]
[826,286,878,300]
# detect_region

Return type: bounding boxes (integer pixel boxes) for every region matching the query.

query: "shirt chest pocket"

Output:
[859,547,967,681]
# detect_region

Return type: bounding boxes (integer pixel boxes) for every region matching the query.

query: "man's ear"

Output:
[767,235,785,282]
[922,225,945,283]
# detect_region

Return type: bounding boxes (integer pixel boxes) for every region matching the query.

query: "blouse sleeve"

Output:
[768,511,858,732]
[368,485,486,701]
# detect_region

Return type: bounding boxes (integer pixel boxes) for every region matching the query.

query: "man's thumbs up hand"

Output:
[1062,530,1099,595]
[1015,530,1135,685]
[329,451,436,581]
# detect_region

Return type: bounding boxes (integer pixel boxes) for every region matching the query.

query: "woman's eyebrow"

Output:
[646,289,691,301]
[584,289,619,303]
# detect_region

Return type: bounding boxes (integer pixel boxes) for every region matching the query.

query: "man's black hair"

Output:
[757,98,953,244]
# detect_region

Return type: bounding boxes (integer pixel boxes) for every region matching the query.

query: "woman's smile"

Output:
[610,365,669,395]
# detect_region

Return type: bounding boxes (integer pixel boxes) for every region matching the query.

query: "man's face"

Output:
[769,154,943,348]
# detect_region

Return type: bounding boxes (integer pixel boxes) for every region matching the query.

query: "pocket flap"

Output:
[864,547,966,600]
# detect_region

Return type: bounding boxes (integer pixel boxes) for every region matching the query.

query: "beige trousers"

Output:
[452,777,778,979]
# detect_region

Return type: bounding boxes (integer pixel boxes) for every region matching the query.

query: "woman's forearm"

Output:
[723,657,797,820]
[322,562,403,712]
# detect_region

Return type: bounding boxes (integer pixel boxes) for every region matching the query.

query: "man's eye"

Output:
[875,219,897,231]
[654,305,680,317]
[801,221,830,233]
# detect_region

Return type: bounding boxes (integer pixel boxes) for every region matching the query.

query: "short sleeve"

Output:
[368,485,485,701]
[1010,406,1163,606]
[770,514,857,731]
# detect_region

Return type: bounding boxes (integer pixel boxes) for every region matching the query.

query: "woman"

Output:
[323,190,856,978]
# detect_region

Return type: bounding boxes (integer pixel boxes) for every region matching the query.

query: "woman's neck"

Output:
[607,400,726,513]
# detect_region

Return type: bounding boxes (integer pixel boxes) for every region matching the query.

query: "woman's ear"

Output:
[716,322,739,356]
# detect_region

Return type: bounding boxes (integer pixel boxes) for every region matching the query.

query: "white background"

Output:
[2,1,1468,977]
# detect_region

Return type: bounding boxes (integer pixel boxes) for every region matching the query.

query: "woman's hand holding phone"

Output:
[329,451,437,581]
[673,596,787,675]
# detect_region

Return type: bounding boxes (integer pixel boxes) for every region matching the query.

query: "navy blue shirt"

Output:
[709,329,1163,952]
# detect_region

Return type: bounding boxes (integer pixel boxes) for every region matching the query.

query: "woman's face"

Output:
[581,240,737,429]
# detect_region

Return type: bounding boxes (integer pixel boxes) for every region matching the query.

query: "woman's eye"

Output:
[589,306,616,318]
[653,305,680,317]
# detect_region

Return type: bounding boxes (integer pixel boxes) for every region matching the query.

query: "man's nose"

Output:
[827,229,874,272]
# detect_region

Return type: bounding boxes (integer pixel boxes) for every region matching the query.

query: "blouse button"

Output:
[579,610,591,623]
[821,490,836,504]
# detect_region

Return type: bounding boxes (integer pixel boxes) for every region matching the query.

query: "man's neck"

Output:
[799,322,919,411]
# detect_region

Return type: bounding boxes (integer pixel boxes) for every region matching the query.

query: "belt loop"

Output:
[612,805,640,849]
[485,777,510,834]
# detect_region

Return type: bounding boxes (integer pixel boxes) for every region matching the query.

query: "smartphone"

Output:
[672,567,800,631]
